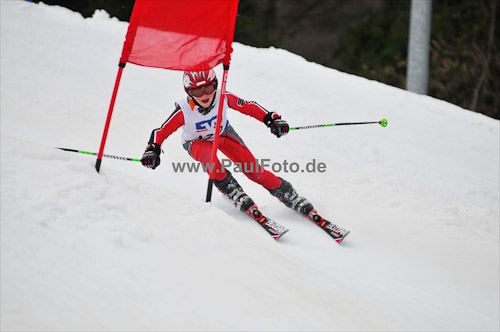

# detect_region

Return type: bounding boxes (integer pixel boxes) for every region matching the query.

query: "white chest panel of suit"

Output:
[177,90,230,142]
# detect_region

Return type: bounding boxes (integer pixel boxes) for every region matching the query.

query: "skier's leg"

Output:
[218,126,281,190]
[184,139,256,212]
[183,139,226,181]
[218,126,314,215]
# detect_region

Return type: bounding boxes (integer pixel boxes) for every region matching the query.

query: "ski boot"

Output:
[268,177,349,243]
[267,177,314,216]
[213,171,255,213]
[214,171,288,240]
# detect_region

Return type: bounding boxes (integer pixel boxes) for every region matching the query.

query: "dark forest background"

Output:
[30,0,499,119]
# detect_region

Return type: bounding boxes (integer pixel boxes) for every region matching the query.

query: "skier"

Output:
[140,69,349,242]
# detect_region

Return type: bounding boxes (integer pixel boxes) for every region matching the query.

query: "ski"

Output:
[306,209,350,244]
[245,205,289,241]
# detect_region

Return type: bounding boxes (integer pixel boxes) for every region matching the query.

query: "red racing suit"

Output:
[149,92,282,189]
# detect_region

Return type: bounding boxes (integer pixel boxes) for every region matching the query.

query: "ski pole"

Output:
[290,118,388,131]
[56,147,141,162]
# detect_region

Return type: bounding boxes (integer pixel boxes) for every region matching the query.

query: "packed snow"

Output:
[1,1,499,331]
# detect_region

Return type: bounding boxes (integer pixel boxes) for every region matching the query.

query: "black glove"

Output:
[264,112,289,138]
[141,143,161,169]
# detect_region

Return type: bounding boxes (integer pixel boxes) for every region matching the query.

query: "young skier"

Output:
[141,70,349,242]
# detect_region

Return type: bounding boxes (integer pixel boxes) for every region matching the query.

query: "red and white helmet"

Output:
[183,70,217,92]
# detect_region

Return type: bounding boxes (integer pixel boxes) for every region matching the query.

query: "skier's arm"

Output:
[141,104,184,169]
[226,92,289,138]
[149,104,185,146]
[226,92,269,122]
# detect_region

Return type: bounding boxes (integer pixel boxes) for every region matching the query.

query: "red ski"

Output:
[246,205,289,241]
[307,209,350,244]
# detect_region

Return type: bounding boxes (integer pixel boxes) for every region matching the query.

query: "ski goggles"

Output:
[188,82,217,97]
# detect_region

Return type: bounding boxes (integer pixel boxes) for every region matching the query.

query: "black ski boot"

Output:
[267,177,314,216]
[213,171,255,213]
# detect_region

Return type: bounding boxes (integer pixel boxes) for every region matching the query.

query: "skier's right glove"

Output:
[141,143,161,169]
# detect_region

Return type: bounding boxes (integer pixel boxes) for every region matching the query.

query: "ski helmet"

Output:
[183,70,218,95]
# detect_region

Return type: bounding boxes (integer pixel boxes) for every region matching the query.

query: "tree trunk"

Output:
[470,0,497,112]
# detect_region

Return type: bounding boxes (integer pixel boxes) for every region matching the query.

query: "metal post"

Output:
[406,0,432,95]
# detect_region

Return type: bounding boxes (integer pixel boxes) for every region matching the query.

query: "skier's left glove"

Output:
[264,112,289,138]
[141,143,161,169]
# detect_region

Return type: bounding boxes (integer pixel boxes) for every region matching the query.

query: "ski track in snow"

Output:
[1,1,499,331]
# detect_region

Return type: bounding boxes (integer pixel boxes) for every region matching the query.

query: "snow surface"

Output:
[1,1,499,331]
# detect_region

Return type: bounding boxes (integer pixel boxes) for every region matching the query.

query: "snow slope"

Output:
[1,1,499,331]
